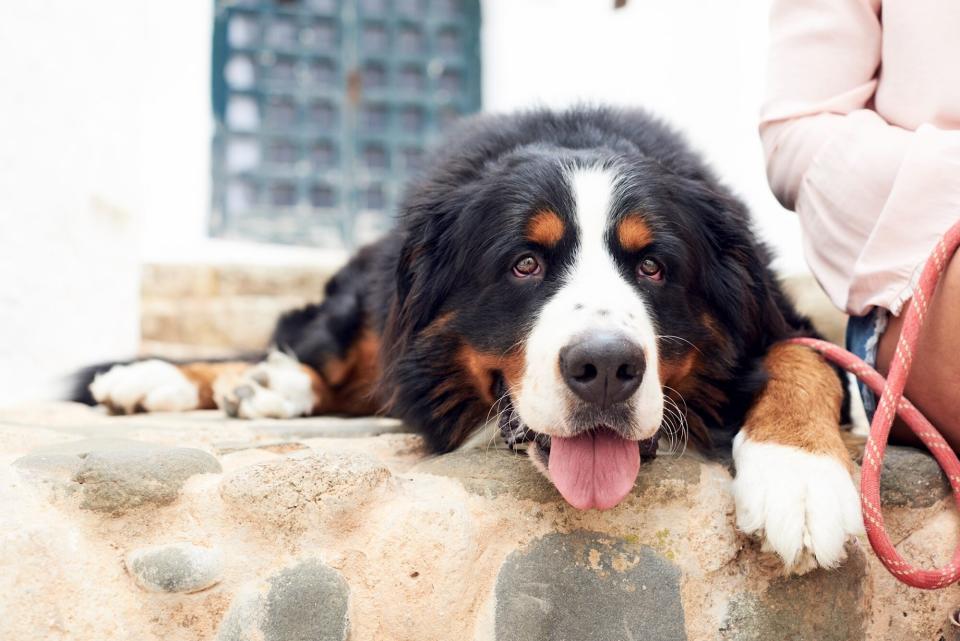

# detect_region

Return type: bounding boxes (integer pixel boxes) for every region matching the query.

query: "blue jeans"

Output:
[845,308,889,423]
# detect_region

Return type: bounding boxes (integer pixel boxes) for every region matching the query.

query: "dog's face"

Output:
[388,147,749,510]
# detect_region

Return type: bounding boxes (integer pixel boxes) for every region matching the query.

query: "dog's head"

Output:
[383,111,783,510]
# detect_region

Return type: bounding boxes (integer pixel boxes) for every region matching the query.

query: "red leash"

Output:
[788,219,960,589]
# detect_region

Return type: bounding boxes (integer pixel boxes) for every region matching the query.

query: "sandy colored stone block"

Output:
[2,403,958,641]
[141,296,310,349]
[219,452,393,533]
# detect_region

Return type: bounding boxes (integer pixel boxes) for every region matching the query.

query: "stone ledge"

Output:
[1,403,957,641]
[140,261,342,351]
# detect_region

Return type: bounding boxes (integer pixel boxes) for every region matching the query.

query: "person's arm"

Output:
[761,0,960,315]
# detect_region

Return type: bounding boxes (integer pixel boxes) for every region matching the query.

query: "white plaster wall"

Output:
[0,2,213,405]
[0,0,800,404]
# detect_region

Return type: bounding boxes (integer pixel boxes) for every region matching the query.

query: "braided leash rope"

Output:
[788,219,960,589]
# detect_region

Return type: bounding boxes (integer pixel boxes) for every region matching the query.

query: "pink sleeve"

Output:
[760,0,960,315]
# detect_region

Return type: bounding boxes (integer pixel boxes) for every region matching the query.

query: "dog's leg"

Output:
[86,243,387,419]
[89,360,251,414]
[215,244,384,420]
[88,344,379,420]
[731,342,864,573]
[214,331,381,420]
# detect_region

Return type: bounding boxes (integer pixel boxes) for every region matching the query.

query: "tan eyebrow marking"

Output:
[525,209,565,248]
[617,214,654,251]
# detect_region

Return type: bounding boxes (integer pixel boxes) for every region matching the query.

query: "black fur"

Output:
[375,107,836,452]
[73,106,843,453]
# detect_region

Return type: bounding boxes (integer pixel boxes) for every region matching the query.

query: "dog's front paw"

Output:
[731,431,864,573]
[90,360,200,414]
[214,351,316,419]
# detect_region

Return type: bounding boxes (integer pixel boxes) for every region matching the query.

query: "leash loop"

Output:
[788,219,960,589]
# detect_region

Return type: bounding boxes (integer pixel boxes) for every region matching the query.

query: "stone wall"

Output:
[2,402,958,640]
[140,262,339,358]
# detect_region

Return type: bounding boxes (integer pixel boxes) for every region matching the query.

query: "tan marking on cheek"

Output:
[617,215,653,252]
[743,343,848,465]
[525,209,565,248]
[458,345,525,404]
[658,351,713,446]
[180,362,251,409]
[658,351,697,389]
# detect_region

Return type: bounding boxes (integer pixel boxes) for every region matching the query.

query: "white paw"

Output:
[90,360,199,414]
[214,351,316,419]
[732,431,864,573]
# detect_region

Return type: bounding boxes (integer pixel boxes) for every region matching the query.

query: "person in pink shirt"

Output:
[760,0,960,452]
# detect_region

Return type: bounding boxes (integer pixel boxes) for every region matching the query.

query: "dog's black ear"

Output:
[379,196,459,382]
[386,228,445,345]
[674,177,795,352]
[379,214,483,454]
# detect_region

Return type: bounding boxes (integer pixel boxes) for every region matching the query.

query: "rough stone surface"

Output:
[126,543,223,593]
[414,448,563,503]
[14,438,221,514]
[219,451,392,533]
[720,550,868,641]
[218,559,349,641]
[213,440,310,456]
[74,446,221,514]
[415,448,701,503]
[495,531,687,641]
[14,438,163,486]
[2,403,958,641]
[875,446,950,508]
[245,416,413,440]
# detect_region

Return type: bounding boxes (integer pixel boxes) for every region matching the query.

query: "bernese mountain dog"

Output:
[77,107,863,574]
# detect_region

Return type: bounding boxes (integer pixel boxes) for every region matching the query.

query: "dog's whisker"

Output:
[656,335,703,355]
[659,392,689,458]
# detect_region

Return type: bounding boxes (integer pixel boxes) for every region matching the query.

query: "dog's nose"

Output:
[559,332,645,407]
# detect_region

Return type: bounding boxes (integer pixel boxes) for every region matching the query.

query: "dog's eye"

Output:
[637,257,663,281]
[512,254,543,278]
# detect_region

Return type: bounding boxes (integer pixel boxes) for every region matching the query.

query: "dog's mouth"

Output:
[497,396,659,511]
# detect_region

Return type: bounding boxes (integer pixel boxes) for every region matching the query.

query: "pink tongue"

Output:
[548,428,640,510]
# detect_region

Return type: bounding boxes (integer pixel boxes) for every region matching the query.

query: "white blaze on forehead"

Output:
[516,165,663,439]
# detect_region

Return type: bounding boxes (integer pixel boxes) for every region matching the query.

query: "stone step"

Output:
[140,261,342,351]
[1,402,956,641]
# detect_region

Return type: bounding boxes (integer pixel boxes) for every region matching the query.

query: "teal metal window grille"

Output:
[211,0,481,247]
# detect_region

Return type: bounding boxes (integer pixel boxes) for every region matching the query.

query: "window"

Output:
[211,0,481,247]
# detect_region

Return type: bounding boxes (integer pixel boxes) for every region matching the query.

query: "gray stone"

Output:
[876,446,950,508]
[13,438,221,512]
[495,531,687,641]
[218,559,350,641]
[720,549,867,641]
[13,452,84,483]
[126,543,223,593]
[414,449,561,503]
[415,448,701,504]
[70,443,221,514]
